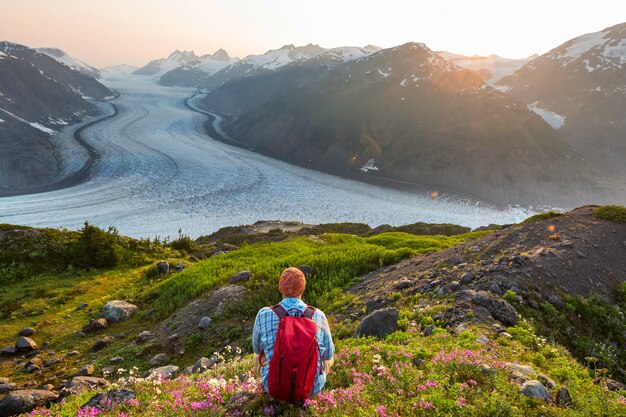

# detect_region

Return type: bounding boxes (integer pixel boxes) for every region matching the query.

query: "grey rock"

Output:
[15,337,37,352]
[146,365,179,380]
[198,316,212,330]
[489,283,503,295]
[454,289,477,302]
[18,327,34,337]
[477,335,489,344]
[168,333,179,341]
[135,330,152,344]
[81,388,135,412]
[355,308,399,338]
[365,298,387,313]
[229,270,252,284]
[537,374,556,389]
[149,353,168,366]
[0,390,59,416]
[473,292,519,326]
[499,332,513,339]
[62,377,109,396]
[459,273,473,284]
[77,303,89,310]
[68,350,80,356]
[102,300,138,323]
[0,378,9,385]
[422,325,435,336]
[606,378,626,392]
[82,318,108,333]
[556,388,572,406]
[192,356,217,373]
[519,380,551,401]
[157,261,170,274]
[1,346,17,356]
[448,281,461,292]
[109,357,124,364]
[0,383,16,393]
[41,384,54,391]
[507,363,537,378]
[394,279,412,290]
[188,256,199,262]
[25,364,40,373]
[173,263,185,272]
[547,294,565,309]
[77,364,95,376]
[436,286,450,297]
[42,358,62,368]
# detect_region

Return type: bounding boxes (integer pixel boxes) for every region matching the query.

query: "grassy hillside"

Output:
[1,208,625,416]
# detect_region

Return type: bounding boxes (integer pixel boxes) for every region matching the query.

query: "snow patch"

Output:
[377,69,390,77]
[563,31,607,59]
[493,85,510,92]
[528,102,565,129]
[400,79,406,87]
[360,158,379,172]
[0,118,4,123]
[29,122,55,134]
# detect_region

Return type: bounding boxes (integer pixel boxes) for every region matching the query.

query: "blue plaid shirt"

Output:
[252,297,334,395]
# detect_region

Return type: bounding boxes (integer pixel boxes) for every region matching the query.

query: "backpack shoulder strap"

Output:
[270,304,288,319]
[303,305,316,319]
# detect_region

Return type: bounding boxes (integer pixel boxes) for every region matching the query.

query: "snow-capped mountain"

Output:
[201,42,593,207]
[36,47,102,79]
[498,22,626,174]
[134,49,236,79]
[0,41,114,193]
[158,49,238,87]
[198,44,328,89]
[437,52,535,84]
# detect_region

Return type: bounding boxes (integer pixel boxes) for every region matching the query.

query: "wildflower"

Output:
[457,398,466,407]
[372,354,382,364]
[376,405,387,417]
[263,406,276,416]
[618,396,626,406]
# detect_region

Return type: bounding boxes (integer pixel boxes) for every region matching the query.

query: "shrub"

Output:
[616,282,626,307]
[72,222,122,269]
[502,290,519,304]
[593,205,626,224]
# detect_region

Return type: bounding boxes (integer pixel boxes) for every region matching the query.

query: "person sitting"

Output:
[252,267,334,401]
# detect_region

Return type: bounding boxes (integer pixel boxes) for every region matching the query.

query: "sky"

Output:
[1,0,625,68]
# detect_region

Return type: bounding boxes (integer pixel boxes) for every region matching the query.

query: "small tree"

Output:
[73,222,121,269]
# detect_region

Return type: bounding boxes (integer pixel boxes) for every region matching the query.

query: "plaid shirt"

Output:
[252,297,334,395]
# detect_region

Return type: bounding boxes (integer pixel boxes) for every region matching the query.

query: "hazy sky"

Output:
[1,0,625,68]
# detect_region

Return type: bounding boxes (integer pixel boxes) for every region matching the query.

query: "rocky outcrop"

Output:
[473,292,519,326]
[0,390,58,417]
[80,389,135,412]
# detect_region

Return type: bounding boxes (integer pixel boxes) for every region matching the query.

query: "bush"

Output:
[616,282,626,307]
[593,205,626,224]
[502,290,519,304]
[72,222,122,269]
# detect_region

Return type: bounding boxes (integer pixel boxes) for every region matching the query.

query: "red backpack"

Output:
[265,304,319,402]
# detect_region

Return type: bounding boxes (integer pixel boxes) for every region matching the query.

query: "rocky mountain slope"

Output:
[36,48,103,79]
[498,22,626,175]
[201,42,598,207]
[0,205,624,416]
[0,41,115,194]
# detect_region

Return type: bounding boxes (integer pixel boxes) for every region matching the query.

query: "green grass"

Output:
[150,232,488,317]
[522,211,562,223]
[593,205,626,224]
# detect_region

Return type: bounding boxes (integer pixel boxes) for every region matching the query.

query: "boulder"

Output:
[519,380,551,401]
[355,308,399,338]
[18,328,34,337]
[173,263,185,272]
[149,353,168,366]
[146,365,179,380]
[0,383,16,393]
[506,363,537,378]
[192,357,217,373]
[62,377,109,396]
[81,388,135,412]
[0,390,58,416]
[556,388,572,406]
[82,318,108,333]
[41,384,54,391]
[473,292,519,326]
[459,273,473,284]
[537,374,556,389]
[422,325,435,336]
[77,303,89,310]
[135,330,152,344]
[229,270,252,284]
[156,261,170,274]
[77,364,95,376]
[92,336,113,352]
[102,300,137,323]
[0,346,17,357]
[109,357,124,364]
[394,279,412,290]
[15,337,37,352]
[198,316,212,330]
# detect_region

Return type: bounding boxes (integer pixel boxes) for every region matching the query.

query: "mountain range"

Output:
[0,42,114,194]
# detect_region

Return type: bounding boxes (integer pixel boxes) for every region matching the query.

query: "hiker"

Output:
[252,267,335,401]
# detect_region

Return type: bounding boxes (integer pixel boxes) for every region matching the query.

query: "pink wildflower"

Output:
[618,396,626,406]
[376,405,387,417]
[457,398,467,407]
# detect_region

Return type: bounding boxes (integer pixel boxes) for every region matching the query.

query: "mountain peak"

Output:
[211,48,230,61]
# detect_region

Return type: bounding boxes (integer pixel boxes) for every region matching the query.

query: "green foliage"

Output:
[616,282,626,307]
[522,211,562,223]
[502,290,519,304]
[169,235,195,252]
[0,262,29,284]
[593,205,626,224]
[72,222,122,268]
